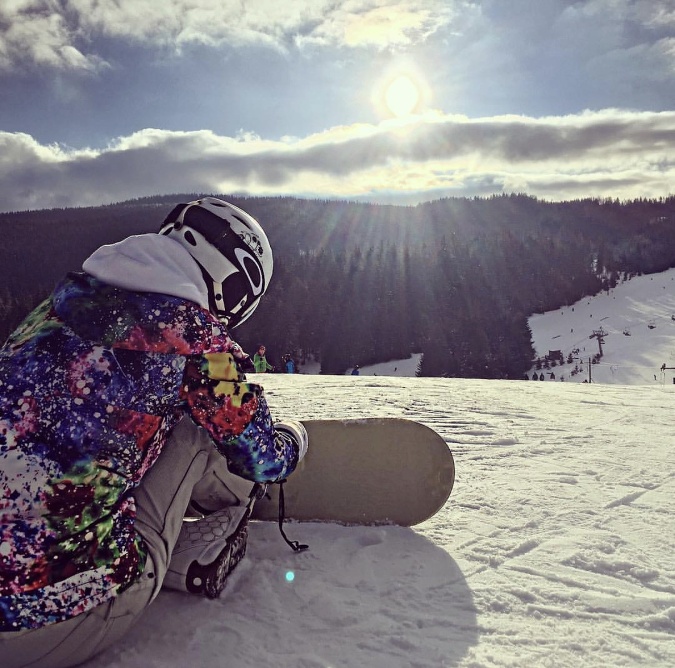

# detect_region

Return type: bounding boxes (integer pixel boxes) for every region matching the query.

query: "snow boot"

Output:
[163,505,250,598]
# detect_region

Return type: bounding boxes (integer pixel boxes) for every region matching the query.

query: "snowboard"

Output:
[252,418,455,526]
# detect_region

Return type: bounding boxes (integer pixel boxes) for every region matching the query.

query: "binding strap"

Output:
[277,480,309,552]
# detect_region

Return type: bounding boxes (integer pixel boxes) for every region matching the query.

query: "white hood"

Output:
[82,233,210,310]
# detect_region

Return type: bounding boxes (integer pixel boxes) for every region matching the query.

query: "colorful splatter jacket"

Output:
[0,273,297,631]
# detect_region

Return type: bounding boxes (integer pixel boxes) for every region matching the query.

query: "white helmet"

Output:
[159,197,273,327]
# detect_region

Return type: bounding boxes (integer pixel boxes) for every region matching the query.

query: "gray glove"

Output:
[275,420,309,463]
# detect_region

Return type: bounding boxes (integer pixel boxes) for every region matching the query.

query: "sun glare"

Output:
[384,74,420,118]
[373,67,429,121]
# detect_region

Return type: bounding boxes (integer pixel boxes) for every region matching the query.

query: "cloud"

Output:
[1,109,674,212]
[0,2,104,72]
[294,0,462,49]
[4,0,674,125]
[0,0,467,72]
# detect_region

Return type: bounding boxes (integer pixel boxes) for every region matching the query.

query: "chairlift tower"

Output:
[589,327,607,357]
[660,364,675,385]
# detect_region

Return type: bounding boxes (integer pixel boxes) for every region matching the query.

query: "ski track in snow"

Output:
[89,374,675,668]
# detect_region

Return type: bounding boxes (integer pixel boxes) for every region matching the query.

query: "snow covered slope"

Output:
[528,267,675,385]
[87,374,675,668]
[325,267,675,384]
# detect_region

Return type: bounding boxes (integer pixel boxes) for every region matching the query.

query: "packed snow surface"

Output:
[89,373,675,667]
[84,270,675,666]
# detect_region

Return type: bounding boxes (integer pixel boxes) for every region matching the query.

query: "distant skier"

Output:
[253,344,274,372]
[351,365,360,376]
[284,355,296,374]
[0,198,308,667]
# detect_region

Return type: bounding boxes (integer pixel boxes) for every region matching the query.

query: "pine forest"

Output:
[1,194,674,378]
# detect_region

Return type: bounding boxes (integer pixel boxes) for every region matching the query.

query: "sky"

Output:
[78,271,675,667]
[2,0,675,213]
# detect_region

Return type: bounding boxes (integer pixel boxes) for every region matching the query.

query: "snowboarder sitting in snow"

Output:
[0,197,308,668]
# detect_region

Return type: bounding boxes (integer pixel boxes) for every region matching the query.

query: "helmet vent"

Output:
[184,230,197,247]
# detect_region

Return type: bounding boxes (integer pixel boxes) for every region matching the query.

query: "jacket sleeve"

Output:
[180,351,298,483]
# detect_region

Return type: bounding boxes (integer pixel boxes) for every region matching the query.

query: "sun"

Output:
[384,74,421,118]
[373,68,428,120]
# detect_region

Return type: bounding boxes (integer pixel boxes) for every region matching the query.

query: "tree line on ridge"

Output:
[1,193,674,377]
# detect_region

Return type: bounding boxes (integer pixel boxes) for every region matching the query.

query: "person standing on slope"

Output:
[0,197,308,668]
[284,354,296,374]
[253,344,274,373]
